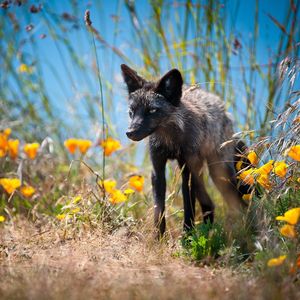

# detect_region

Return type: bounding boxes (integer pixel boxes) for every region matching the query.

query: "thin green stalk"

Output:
[91,32,106,183]
[85,11,106,185]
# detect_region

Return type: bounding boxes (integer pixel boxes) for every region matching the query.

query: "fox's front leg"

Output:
[150,146,168,238]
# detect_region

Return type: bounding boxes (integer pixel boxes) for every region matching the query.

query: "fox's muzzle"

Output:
[126,129,148,141]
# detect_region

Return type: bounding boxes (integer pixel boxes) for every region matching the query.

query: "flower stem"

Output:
[91,32,106,183]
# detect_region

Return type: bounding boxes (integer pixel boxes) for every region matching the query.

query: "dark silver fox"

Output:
[121,64,247,236]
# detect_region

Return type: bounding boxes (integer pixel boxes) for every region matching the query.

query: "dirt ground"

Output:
[0,220,296,300]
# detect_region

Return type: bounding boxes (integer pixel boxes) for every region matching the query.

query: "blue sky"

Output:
[2,0,299,146]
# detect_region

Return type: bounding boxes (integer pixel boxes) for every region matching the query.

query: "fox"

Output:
[121,64,249,237]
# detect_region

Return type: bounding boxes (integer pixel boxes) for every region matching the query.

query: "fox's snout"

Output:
[126,129,142,141]
[126,122,155,141]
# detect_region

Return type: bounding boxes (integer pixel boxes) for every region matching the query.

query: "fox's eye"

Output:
[129,110,133,118]
[149,108,157,114]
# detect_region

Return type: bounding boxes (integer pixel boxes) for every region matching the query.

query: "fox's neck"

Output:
[151,105,186,152]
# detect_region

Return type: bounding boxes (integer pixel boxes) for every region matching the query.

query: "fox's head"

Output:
[121,64,183,141]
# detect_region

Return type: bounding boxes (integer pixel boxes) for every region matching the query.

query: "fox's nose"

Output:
[126,130,136,139]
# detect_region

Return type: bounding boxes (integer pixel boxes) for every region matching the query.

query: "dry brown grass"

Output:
[0,219,298,300]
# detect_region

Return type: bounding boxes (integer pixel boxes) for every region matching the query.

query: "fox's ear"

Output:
[121,64,145,94]
[155,69,183,106]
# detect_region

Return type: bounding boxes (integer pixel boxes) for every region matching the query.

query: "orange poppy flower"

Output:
[24,143,40,159]
[0,129,10,157]
[64,139,78,154]
[280,224,296,238]
[276,208,300,225]
[3,128,11,136]
[98,179,117,193]
[267,255,287,267]
[247,151,259,166]
[8,139,19,160]
[238,168,256,185]
[256,160,274,175]
[77,139,92,154]
[236,160,243,171]
[0,178,21,194]
[273,161,287,178]
[285,145,300,162]
[108,189,127,204]
[242,194,253,201]
[100,137,121,156]
[20,185,35,197]
[129,175,144,192]
[257,174,272,190]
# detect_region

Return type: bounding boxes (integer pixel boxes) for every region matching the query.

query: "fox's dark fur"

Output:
[121,64,248,237]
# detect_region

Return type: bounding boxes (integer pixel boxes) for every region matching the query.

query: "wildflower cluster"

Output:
[0,178,36,197]
[0,128,40,160]
[98,175,144,205]
[100,137,121,156]
[1,127,145,225]
[64,137,121,156]
[0,128,39,223]
[267,207,300,272]
[64,138,93,155]
[237,145,300,200]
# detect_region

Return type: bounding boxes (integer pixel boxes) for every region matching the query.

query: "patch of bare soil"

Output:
[0,220,294,300]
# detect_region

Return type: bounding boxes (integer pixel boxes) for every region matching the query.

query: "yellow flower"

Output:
[0,130,9,157]
[3,128,11,136]
[297,178,300,184]
[129,175,144,192]
[99,179,117,193]
[77,139,92,154]
[71,207,80,214]
[267,255,287,267]
[285,145,300,162]
[280,224,296,238]
[56,214,66,220]
[72,196,82,204]
[100,137,121,156]
[257,174,272,190]
[247,151,258,166]
[0,148,6,158]
[0,129,17,158]
[18,63,32,74]
[8,139,19,160]
[236,160,243,171]
[24,142,40,159]
[124,188,135,196]
[239,168,256,185]
[242,194,252,201]
[273,161,287,178]
[98,180,133,204]
[20,185,35,197]
[64,138,78,154]
[0,178,21,194]
[256,160,274,176]
[0,215,5,222]
[276,207,300,225]
[109,189,127,204]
